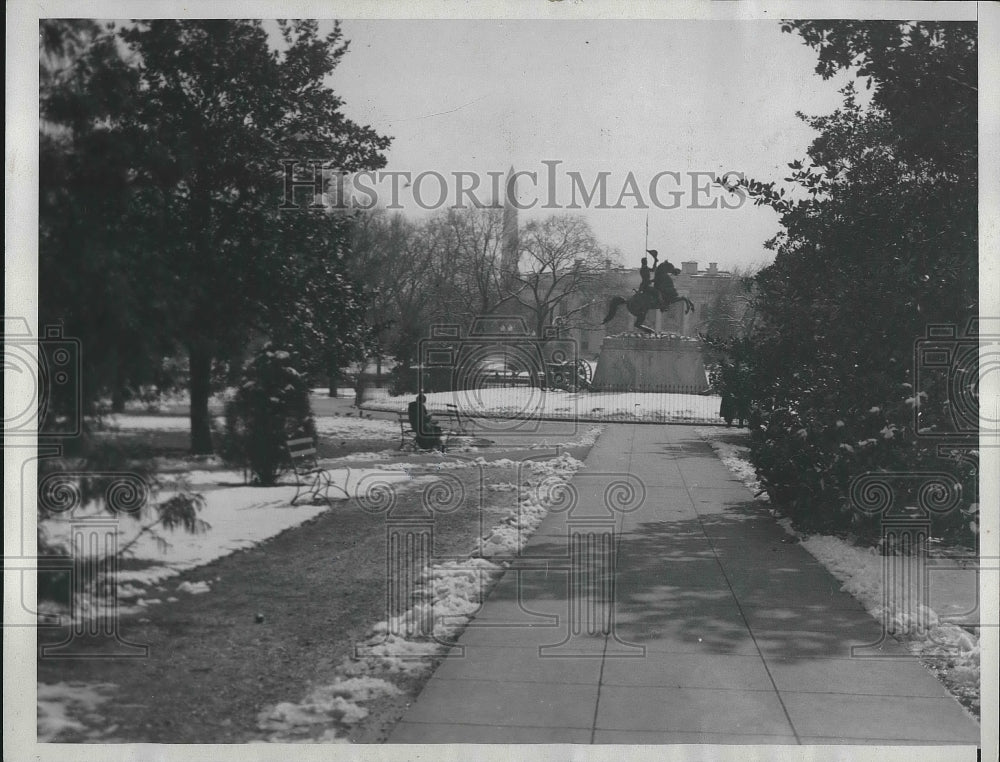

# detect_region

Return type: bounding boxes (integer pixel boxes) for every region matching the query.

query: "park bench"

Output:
[397,403,472,452]
[443,403,471,441]
[396,413,415,449]
[286,436,350,505]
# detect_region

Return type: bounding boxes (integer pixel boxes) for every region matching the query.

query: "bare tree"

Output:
[422,206,511,323]
[510,215,608,338]
[346,209,433,387]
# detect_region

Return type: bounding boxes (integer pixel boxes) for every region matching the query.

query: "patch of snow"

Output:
[310,388,356,397]
[105,414,224,431]
[107,411,398,439]
[527,425,604,450]
[165,469,248,486]
[345,634,443,673]
[258,677,401,741]
[319,450,398,466]
[177,580,211,595]
[313,416,399,439]
[40,469,421,621]
[487,482,518,492]
[154,454,224,471]
[694,427,767,501]
[115,388,235,413]
[115,583,147,600]
[37,682,117,742]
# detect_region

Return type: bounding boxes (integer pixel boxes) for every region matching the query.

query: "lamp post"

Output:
[500,322,512,386]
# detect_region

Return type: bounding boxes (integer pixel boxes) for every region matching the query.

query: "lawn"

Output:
[36,405,600,743]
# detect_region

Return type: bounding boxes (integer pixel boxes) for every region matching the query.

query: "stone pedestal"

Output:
[591,334,709,392]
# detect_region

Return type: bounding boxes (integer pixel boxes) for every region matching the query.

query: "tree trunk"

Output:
[110,351,127,414]
[189,343,214,454]
[327,354,340,397]
[111,385,126,414]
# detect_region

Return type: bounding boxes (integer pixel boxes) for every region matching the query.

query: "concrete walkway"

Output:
[388,424,981,745]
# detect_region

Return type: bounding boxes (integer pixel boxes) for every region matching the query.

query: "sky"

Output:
[320,19,854,272]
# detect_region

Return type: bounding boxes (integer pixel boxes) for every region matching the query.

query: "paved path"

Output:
[389,424,980,745]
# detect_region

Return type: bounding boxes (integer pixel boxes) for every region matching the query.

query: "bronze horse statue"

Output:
[602,258,695,333]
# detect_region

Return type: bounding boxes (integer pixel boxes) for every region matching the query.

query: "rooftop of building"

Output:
[557,260,733,278]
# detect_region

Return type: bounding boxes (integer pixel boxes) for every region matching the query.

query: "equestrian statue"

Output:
[602,249,695,334]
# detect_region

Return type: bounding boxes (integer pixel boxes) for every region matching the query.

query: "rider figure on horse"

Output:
[603,249,694,332]
[641,249,677,311]
[639,253,656,293]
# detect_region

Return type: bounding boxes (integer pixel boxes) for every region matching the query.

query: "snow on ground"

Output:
[696,426,980,715]
[154,454,224,471]
[318,450,399,466]
[40,420,601,741]
[255,450,590,742]
[105,414,225,431]
[36,462,428,739]
[114,388,234,414]
[177,580,212,595]
[364,387,722,424]
[310,388,357,397]
[41,468,424,600]
[37,682,118,742]
[105,412,401,439]
[782,522,981,711]
[107,406,605,446]
[694,427,767,500]
[313,415,399,439]
[526,425,603,450]
[257,676,401,740]
[167,469,248,486]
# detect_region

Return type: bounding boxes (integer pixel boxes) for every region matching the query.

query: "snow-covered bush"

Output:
[221,345,316,486]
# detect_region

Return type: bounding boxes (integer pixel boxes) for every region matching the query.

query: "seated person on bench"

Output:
[407,393,443,450]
